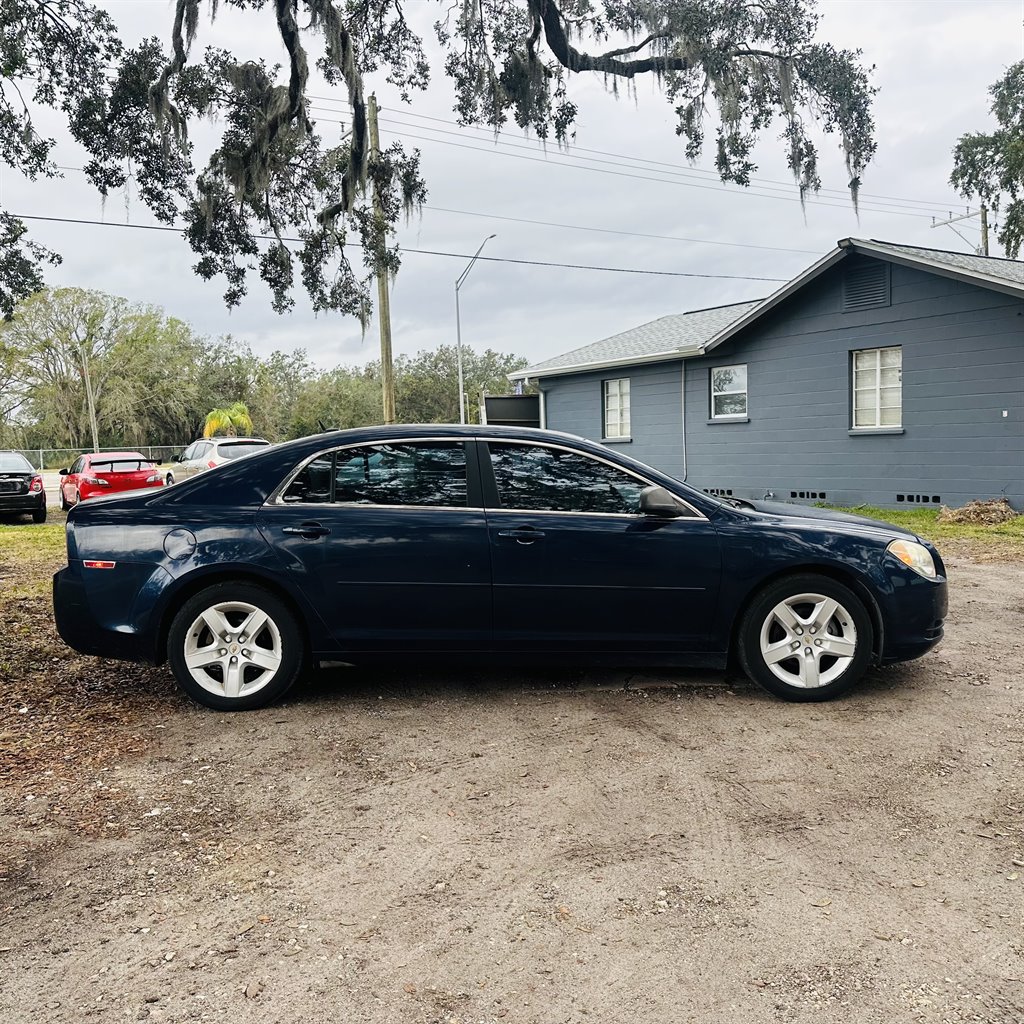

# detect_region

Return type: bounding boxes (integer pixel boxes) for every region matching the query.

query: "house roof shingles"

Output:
[858,239,1024,288]
[518,299,763,377]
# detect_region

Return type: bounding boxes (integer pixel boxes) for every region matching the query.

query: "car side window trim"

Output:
[477,439,707,521]
[269,437,484,509]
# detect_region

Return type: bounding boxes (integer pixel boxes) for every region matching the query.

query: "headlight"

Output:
[887,539,937,579]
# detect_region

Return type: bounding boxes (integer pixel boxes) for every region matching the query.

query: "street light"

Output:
[454,234,496,424]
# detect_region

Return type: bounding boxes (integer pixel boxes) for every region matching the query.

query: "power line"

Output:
[308,108,950,221]
[11,213,792,281]
[374,113,946,217]
[424,206,821,256]
[43,163,822,256]
[307,95,965,212]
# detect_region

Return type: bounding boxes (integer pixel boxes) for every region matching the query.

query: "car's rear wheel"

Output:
[167,583,305,710]
[737,574,873,702]
[32,502,47,523]
[60,488,70,512]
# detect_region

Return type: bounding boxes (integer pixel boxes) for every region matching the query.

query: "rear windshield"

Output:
[91,459,155,473]
[0,453,33,473]
[217,442,269,460]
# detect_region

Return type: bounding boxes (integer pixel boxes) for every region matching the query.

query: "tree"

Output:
[394,345,528,423]
[3,1,875,320]
[951,61,1024,257]
[0,287,213,448]
[203,402,254,438]
[288,366,384,436]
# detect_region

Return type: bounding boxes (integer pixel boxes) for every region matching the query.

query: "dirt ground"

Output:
[1,534,1023,1024]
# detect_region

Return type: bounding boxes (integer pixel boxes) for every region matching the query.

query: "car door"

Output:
[257,439,492,654]
[64,456,85,503]
[178,441,209,479]
[481,440,722,655]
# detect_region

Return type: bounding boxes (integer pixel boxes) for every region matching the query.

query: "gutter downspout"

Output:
[680,359,688,480]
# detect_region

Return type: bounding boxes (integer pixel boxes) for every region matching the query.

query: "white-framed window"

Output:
[710,364,748,419]
[603,378,630,438]
[852,346,902,428]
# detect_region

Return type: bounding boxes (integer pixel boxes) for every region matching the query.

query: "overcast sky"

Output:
[4,0,1023,370]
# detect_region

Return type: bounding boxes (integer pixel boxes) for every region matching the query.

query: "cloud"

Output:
[8,0,1018,371]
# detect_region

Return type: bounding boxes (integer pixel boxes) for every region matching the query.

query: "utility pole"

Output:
[931,205,990,256]
[367,94,396,425]
[79,343,99,452]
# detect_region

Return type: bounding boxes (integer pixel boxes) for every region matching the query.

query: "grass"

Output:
[825,504,1024,560]
[0,517,66,599]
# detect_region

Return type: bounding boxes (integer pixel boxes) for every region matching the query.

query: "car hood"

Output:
[737,499,918,538]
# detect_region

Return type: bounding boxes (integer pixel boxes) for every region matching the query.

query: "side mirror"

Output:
[640,485,683,518]
[59,468,69,476]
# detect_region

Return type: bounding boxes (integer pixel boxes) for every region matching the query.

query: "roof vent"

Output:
[843,262,891,312]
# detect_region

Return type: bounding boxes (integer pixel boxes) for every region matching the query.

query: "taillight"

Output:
[83,560,117,570]
[29,475,43,492]
[82,476,111,486]
[146,473,162,484]
[207,460,217,468]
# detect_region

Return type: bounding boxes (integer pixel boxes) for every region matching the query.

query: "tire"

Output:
[60,488,70,512]
[737,573,873,702]
[32,502,47,524]
[167,582,306,711]
[165,472,175,486]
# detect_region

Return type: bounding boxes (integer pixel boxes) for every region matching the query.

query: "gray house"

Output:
[510,238,1024,510]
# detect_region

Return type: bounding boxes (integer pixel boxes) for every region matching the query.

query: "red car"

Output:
[59,452,165,509]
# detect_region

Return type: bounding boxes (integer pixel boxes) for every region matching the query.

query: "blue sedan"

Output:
[52,425,947,710]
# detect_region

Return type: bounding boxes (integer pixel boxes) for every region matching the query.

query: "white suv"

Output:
[167,437,271,484]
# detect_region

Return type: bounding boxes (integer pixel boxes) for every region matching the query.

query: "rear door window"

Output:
[282,442,469,507]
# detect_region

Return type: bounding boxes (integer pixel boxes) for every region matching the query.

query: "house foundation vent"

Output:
[896,494,941,504]
[789,491,827,501]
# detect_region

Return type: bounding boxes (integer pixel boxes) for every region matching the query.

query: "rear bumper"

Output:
[52,566,159,663]
[0,492,44,513]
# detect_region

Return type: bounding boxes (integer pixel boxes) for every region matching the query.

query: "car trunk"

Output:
[0,470,32,495]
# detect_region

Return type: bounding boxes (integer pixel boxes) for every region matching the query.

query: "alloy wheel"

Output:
[182,600,283,700]
[758,592,858,689]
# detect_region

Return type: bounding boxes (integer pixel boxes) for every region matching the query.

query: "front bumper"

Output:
[879,576,948,664]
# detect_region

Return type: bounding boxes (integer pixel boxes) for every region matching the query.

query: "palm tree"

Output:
[203,401,253,438]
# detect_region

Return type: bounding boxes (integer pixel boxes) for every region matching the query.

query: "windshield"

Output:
[217,442,269,460]
[0,453,33,473]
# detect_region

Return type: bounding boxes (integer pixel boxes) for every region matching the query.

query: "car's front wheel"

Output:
[737,574,873,702]
[165,472,175,486]
[167,583,305,710]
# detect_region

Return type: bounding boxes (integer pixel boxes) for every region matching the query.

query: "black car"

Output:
[52,426,947,711]
[0,451,47,522]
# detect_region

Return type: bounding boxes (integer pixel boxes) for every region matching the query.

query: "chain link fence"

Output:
[14,446,182,470]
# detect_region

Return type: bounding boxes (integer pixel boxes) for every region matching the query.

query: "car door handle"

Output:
[496,527,545,544]
[282,522,331,539]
